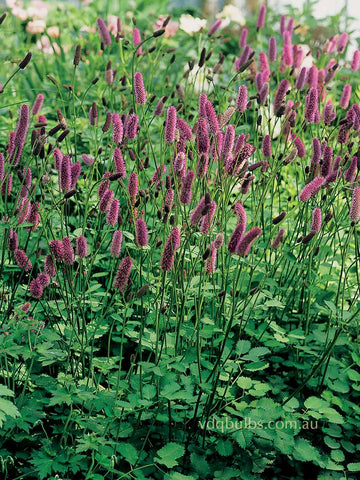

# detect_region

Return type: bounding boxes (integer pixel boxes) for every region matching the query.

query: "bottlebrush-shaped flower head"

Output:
[228,223,246,254]
[29,278,43,299]
[268,36,277,61]
[199,201,216,234]
[237,227,262,256]
[37,273,50,288]
[113,148,126,178]
[62,237,75,265]
[71,162,81,189]
[112,114,124,144]
[340,83,352,109]
[196,118,210,154]
[8,229,18,252]
[125,113,139,139]
[59,155,72,192]
[236,85,248,113]
[204,100,219,134]
[111,230,123,258]
[165,106,177,143]
[99,189,114,213]
[349,187,360,222]
[133,72,146,105]
[136,218,148,247]
[160,226,181,271]
[273,79,289,115]
[44,254,56,277]
[106,198,120,226]
[256,4,266,29]
[32,94,44,116]
[128,172,138,198]
[271,228,285,249]
[14,249,32,272]
[310,208,322,234]
[114,256,133,292]
[298,177,325,201]
[180,170,195,204]
[190,197,206,226]
[344,156,358,183]
[97,17,112,45]
[49,240,63,261]
[261,135,271,158]
[76,236,88,258]
[89,102,98,126]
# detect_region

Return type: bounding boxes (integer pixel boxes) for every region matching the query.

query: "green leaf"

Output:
[155,443,185,468]
[235,340,251,356]
[0,398,20,427]
[117,443,138,465]
[216,439,233,456]
[304,396,330,411]
[348,463,360,472]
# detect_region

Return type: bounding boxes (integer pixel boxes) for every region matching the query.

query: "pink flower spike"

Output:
[349,187,360,222]
[340,84,352,109]
[271,229,285,250]
[112,113,124,144]
[106,198,120,226]
[29,279,43,299]
[165,106,177,143]
[111,230,123,258]
[62,237,75,265]
[32,94,44,116]
[256,5,266,29]
[180,170,195,204]
[298,177,324,201]
[133,72,146,105]
[14,249,32,272]
[237,227,262,256]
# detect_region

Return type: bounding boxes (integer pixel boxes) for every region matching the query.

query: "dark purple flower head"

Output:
[136,218,148,247]
[323,100,336,125]
[214,233,224,249]
[351,50,360,72]
[196,118,209,154]
[37,273,50,288]
[199,201,216,234]
[234,202,247,226]
[62,237,75,265]
[190,197,206,227]
[344,156,358,183]
[28,202,40,231]
[310,208,322,234]
[222,125,235,160]
[261,135,271,158]
[53,148,63,170]
[102,112,112,133]
[296,67,307,90]
[89,102,98,126]
[273,79,289,115]
[76,236,88,258]
[176,118,192,142]
[44,254,56,277]
[304,87,319,123]
[180,170,195,204]
[321,146,333,177]
[81,154,94,166]
[173,152,186,177]
[228,223,245,254]
[196,153,209,178]
[8,228,19,252]
[14,249,32,272]
[128,172,138,198]
[29,279,43,299]
[49,240,63,261]
[133,28,143,55]
[111,230,123,258]
[114,257,133,292]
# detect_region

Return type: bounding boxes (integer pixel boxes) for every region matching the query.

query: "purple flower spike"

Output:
[180,170,195,204]
[310,208,322,234]
[111,230,123,258]
[165,106,177,143]
[136,218,148,247]
[76,236,88,258]
[112,113,124,144]
[106,198,120,226]
[114,257,133,292]
[237,227,262,256]
[256,5,266,29]
[97,18,112,45]
[299,177,324,201]
[32,94,44,116]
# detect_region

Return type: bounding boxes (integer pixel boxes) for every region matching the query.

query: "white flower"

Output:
[298,44,314,70]
[179,14,207,35]
[216,5,245,27]
[258,105,282,139]
[186,65,218,94]
[26,19,46,34]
